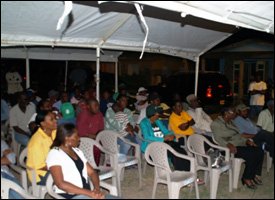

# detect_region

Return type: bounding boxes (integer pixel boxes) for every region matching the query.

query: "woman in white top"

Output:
[46,123,108,199]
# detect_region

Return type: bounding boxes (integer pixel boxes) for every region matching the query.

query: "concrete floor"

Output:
[119,155,274,199]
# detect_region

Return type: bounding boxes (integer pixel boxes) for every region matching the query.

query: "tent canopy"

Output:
[122,1,274,34]
[2,1,273,60]
[1,1,238,61]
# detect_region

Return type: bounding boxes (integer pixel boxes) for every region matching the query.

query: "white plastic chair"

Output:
[266,151,273,173]
[46,172,118,199]
[17,147,48,198]
[45,174,65,199]
[9,164,28,191]
[9,126,22,164]
[187,134,232,199]
[145,142,199,199]
[136,129,154,175]
[79,137,118,195]
[96,130,142,196]
[1,177,36,199]
[231,154,245,189]
[211,134,245,190]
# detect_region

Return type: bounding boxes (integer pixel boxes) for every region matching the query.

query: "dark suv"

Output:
[149,72,233,108]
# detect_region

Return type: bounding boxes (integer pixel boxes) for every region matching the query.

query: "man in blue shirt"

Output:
[233,104,274,159]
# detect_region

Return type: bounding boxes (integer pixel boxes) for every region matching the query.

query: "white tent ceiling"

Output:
[1,1,237,61]
[1,1,273,60]
[122,1,274,34]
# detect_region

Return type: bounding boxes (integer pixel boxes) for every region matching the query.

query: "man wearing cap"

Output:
[136,92,161,125]
[58,102,76,125]
[136,92,170,126]
[26,88,41,106]
[140,104,190,171]
[48,89,59,108]
[211,107,264,189]
[186,94,213,136]
[233,103,274,159]
[135,87,149,112]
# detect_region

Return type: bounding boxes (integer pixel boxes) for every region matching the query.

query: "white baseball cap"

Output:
[138,87,147,93]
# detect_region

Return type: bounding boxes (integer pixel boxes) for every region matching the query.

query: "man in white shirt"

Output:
[9,92,36,146]
[186,94,213,136]
[257,100,274,133]
[248,73,267,119]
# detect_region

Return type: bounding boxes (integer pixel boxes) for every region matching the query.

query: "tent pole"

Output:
[96,47,100,102]
[194,57,200,96]
[115,61,118,93]
[25,50,30,89]
[64,61,68,91]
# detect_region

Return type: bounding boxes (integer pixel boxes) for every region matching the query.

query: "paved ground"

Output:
[15,152,273,199]
[118,154,273,199]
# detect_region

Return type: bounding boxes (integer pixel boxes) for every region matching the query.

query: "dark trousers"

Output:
[165,138,190,171]
[93,146,101,166]
[235,146,264,179]
[253,130,274,159]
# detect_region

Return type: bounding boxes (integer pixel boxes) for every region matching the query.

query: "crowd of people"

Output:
[1,75,274,198]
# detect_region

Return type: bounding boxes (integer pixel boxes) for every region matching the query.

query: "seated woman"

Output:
[140,105,189,171]
[26,110,57,185]
[169,100,195,140]
[169,100,214,151]
[211,107,264,189]
[46,123,118,199]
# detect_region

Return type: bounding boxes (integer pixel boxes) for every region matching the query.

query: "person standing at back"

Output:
[248,72,267,119]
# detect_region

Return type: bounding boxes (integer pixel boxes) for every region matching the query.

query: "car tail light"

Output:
[218,84,223,88]
[206,86,212,98]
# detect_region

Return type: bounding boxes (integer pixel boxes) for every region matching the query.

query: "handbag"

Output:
[204,148,225,168]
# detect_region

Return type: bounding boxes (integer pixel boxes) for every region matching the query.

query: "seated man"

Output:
[257,100,274,133]
[233,103,274,159]
[186,94,213,137]
[105,94,140,155]
[10,92,36,147]
[77,99,104,165]
[211,107,264,189]
[134,87,149,113]
[1,139,23,199]
[137,92,170,127]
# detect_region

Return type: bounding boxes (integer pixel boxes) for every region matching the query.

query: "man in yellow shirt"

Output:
[169,100,195,139]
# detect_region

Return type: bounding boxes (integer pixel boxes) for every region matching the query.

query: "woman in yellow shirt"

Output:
[26,110,57,185]
[169,101,195,139]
